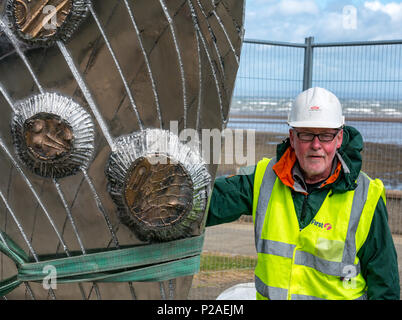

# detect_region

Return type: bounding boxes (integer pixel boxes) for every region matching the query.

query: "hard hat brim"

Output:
[288,118,344,129]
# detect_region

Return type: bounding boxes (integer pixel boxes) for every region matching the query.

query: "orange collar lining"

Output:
[272,147,342,193]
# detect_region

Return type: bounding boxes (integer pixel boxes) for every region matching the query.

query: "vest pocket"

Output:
[314,237,345,262]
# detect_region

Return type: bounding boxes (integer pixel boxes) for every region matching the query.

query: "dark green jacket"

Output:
[207,126,400,300]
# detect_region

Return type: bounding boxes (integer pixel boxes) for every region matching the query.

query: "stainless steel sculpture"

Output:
[0,0,245,299]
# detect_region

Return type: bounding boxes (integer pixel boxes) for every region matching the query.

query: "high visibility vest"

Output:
[252,157,386,300]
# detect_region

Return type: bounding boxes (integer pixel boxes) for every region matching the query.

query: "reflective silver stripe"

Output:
[355,293,368,300]
[257,239,296,258]
[294,250,361,277]
[255,275,288,300]
[254,158,277,250]
[256,280,368,300]
[291,294,326,300]
[292,293,367,300]
[342,172,370,266]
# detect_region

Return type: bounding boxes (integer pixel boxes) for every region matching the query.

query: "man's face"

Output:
[289,127,343,184]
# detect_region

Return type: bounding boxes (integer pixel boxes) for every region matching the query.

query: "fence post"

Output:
[303,36,314,90]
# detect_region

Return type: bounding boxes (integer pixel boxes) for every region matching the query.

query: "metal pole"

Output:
[303,36,314,90]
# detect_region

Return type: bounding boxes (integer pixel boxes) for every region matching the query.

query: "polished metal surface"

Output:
[0,0,245,299]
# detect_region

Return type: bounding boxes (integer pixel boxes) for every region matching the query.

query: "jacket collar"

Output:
[272,146,343,194]
[273,125,362,194]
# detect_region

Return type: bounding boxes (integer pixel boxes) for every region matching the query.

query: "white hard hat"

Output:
[288,87,345,128]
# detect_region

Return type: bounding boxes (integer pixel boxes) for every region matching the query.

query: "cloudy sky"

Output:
[244,0,402,43]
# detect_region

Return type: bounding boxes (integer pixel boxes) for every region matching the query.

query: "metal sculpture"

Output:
[0,0,245,299]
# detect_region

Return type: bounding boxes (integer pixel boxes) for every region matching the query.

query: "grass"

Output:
[200,253,257,272]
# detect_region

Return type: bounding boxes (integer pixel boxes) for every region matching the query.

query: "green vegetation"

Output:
[200,253,257,272]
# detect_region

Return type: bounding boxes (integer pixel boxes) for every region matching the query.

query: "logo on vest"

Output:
[310,218,332,230]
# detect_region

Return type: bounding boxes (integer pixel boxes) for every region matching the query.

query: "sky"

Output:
[244,0,402,43]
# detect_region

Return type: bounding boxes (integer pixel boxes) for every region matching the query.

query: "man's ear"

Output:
[289,129,295,149]
[336,129,344,149]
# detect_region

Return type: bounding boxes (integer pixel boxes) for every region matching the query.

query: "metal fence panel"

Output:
[221,41,304,175]
[312,43,402,190]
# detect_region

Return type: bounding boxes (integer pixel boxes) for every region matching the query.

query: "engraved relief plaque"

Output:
[14,0,73,40]
[6,0,88,45]
[124,155,194,228]
[24,113,74,161]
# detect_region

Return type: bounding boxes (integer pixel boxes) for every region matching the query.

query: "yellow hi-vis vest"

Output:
[252,157,386,300]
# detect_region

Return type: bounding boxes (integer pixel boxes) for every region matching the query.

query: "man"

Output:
[206,87,400,300]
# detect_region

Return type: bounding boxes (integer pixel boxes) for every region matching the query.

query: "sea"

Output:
[228,97,402,146]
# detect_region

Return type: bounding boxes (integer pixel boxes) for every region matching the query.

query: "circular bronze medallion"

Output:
[23,113,74,161]
[12,92,95,178]
[13,0,73,40]
[7,0,89,46]
[106,130,210,242]
[124,155,194,229]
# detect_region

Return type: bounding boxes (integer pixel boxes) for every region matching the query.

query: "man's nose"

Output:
[311,136,322,149]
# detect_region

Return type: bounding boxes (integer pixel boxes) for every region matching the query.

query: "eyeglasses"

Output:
[294,130,340,142]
